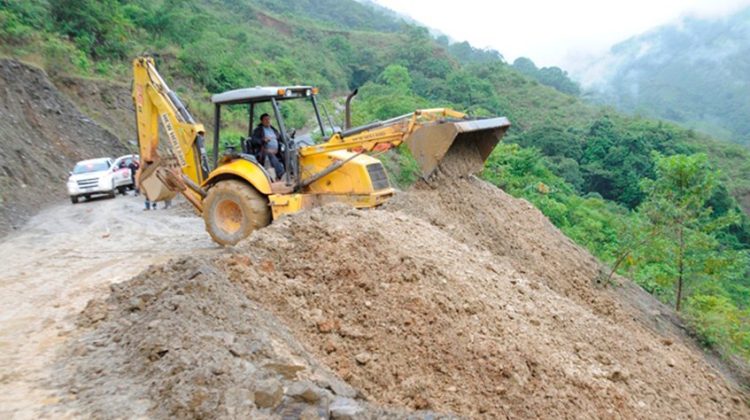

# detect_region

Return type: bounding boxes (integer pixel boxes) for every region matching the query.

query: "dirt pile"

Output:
[56,256,445,419]
[221,204,748,418]
[386,173,750,386]
[0,59,127,235]
[385,177,611,317]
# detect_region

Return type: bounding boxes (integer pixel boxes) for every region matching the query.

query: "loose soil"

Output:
[54,74,135,144]
[224,203,749,418]
[56,256,443,419]
[47,141,750,419]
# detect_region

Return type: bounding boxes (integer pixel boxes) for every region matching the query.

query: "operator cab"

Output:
[211,85,331,188]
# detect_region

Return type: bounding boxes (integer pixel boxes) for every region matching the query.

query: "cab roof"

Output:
[211,86,316,105]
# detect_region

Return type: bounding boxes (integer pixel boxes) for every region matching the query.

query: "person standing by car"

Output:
[128,158,140,196]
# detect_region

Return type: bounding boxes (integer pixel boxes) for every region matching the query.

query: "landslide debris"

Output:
[386,176,616,317]
[0,59,127,235]
[55,257,447,419]
[224,204,748,418]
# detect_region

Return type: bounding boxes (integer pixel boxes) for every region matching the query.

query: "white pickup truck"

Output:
[66,157,131,204]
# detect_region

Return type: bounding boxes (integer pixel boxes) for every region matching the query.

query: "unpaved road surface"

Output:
[0,195,215,419]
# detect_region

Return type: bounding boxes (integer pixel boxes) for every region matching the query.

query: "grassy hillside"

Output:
[1,0,749,360]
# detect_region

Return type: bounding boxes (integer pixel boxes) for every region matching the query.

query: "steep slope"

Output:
[0,59,127,235]
[54,75,135,144]
[4,0,750,211]
[578,7,750,144]
[1,0,749,371]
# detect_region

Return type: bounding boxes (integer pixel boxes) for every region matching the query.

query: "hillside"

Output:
[0,58,127,234]
[1,0,749,368]
[578,7,750,145]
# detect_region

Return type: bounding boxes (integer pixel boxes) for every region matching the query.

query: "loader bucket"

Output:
[138,162,178,202]
[403,117,511,178]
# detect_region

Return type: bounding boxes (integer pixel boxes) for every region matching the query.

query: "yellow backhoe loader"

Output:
[133,56,510,245]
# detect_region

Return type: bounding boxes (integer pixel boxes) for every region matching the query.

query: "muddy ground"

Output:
[0,194,216,418]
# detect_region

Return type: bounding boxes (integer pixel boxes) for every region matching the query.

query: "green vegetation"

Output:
[1,0,748,361]
[512,57,580,96]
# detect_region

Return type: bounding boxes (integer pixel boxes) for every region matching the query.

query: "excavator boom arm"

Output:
[132,57,209,204]
[299,108,510,178]
[300,108,465,156]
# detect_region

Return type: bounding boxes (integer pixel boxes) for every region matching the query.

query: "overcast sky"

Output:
[374,0,750,69]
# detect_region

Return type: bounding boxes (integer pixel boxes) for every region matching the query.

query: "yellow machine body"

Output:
[269,151,394,219]
[203,158,274,195]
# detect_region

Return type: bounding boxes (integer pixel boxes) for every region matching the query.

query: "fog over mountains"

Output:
[574,7,750,144]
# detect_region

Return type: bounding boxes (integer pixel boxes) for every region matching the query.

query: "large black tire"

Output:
[70,195,79,204]
[203,180,271,246]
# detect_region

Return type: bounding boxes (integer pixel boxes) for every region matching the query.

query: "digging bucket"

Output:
[403,117,511,178]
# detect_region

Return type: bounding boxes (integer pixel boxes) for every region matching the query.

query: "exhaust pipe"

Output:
[344,88,358,130]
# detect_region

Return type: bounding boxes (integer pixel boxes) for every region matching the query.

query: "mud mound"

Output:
[0,59,127,235]
[390,138,613,317]
[385,177,612,315]
[56,257,443,419]
[222,205,749,418]
[386,173,750,386]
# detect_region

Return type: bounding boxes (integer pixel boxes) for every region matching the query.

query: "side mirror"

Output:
[68,171,73,176]
[289,128,297,139]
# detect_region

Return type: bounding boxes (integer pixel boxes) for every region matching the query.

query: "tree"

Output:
[49,0,131,59]
[638,153,738,311]
[378,64,411,90]
[512,57,581,95]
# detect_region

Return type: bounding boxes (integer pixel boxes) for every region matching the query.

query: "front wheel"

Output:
[203,180,271,246]
[107,181,116,199]
[70,195,79,204]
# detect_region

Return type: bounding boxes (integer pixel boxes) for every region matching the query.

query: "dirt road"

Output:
[0,194,215,419]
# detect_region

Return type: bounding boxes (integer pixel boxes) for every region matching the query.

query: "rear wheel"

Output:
[203,180,271,246]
